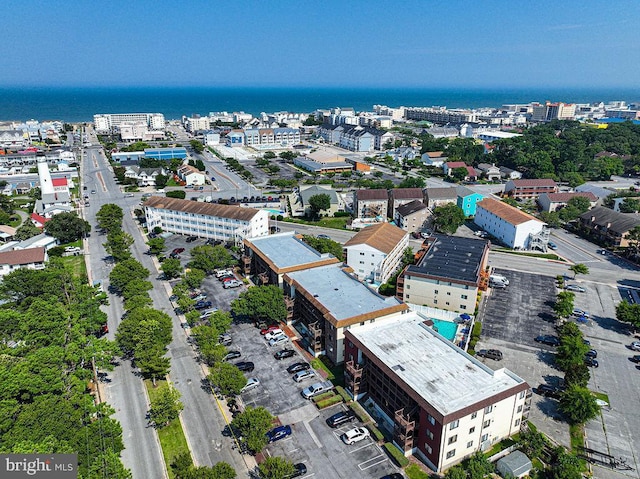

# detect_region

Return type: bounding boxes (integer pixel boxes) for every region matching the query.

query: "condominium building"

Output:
[396,235,490,312]
[344,312,530,472]
[143,197,269,244]
[283,264,408,364]
[244,127,301,147]
[404,107,477,124]
[93,113,165,134]
[504,179,558,200]
[531,102,576,122]
[343,223,409,284]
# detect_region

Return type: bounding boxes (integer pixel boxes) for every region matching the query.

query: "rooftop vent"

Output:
[392,364,405,372]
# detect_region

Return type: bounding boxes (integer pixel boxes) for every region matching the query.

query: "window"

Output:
[519,391,526,399]
[448,435,457,445]
[427,414,436,426]
[434,299,437,304]
[461,294,468,300]
[467,440,474,448]
[449,420,459,430]
[426,429,434,440]
[484,405,493,414]
[434,290,438,294]
[425,444,432,454]
[447,292,451,296]
[515,419,521,427]
[446,450,456,459]
[471,412,477,419]
[469,427,475,434]
[461,305,467,310]
[481,434,488,442]
[446,301,450,306]
[483,420,491,428]
[517,405,523,413]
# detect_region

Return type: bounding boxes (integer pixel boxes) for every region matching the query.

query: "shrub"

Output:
[368,424,385,442]
[349,401,370,423]
[334,211,351,217]
[47,246,65,257]
[335,385,352,402]
[316,395,343,409]
[312,391,335,403]
[383,442,409,467]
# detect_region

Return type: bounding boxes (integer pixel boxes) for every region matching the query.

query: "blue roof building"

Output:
[144,147,187,161]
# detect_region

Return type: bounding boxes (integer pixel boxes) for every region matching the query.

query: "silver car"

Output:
[293,370,316,382]
[241,377,260,393]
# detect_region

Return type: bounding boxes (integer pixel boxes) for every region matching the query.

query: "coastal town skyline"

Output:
[2,1,639,89]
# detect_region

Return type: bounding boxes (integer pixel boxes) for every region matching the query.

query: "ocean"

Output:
[0,86,639,122]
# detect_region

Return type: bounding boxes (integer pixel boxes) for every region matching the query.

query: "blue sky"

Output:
[2,0,638,88]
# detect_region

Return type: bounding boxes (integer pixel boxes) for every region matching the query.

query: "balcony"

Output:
[241,255,251,274]
[345,360,364,397]
[394,408,416,451]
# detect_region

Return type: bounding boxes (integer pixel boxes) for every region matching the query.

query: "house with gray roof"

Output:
[289,185,343,217]
[394,200,429,233]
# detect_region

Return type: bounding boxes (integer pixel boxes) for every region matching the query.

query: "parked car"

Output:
[565,285,586,293]
[219,274,236,282]
[223,280,242,289]
[264,329,284,341]
[326,410,356,428]
[629,341,640,351]
[172,248,185,254]
[195,301,213,310]
[584,357,599,368]
[169,252,181,259]
[240,377,260,393]
[274,348,296,360]
[572,309,590,318]
[534,335,560,347]
[341,426,370,445]
[293,370,316,382]
[64,246,81,253]
[235,361,255,372]
[223,351,242,361]
[536,384,561,399]
[630,355,640,363]
[266,425,291,443]
[380,474,403,479]
[585,349,598,359]
[317,234,331,240]
[199,309,218,319]
[186,236,197,243]
[287,362,311,374]
[289,463,307,478]
[476,349,503,361]
[269,335,289,347]
[218,333,232,346]
[192,293,207,301]
[260,325,281,335]
[215,269,233,278]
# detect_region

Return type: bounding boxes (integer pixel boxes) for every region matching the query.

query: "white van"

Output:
[489,274,509,286]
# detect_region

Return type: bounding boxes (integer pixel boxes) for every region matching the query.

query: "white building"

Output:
[474,198,547,249]
[343,223,409,285]
[143,196,269,244]
[93,113,165,134]
[176,164,206,186]
[0,247,47,277]
[184,115,211,133]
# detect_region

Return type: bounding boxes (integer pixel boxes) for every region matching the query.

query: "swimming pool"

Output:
[430,319,459,342]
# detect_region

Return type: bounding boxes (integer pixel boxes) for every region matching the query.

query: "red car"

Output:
[172,248,185,254]
[260,325,280,335]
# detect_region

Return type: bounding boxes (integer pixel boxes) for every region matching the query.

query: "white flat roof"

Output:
[349,312,526,416]
[287,264,403,322]
[247,232,335,270]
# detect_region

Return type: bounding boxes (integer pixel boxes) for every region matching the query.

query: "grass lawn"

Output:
[405,464,429,479]
[166,178,181,187]
[569,423,589,471]
[62,255,87,280]
[495,248,564,261]
[283,216,350,230]
[592,391,610,405]
[145,379,190,478]
[310,356,345,386]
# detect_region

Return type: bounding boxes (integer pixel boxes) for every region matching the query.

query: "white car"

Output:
[630,341,640,351]
[199,308,218,319]
[264,329,284,341]
[64,246,81,253]
[572,309,590,318]
[240,377,260,393]
[341,427,370,445]
[215,270,233,278]
[223,280,242,289]
[565,285,586,293]
[293,370,316,382]
[269,335,289,347]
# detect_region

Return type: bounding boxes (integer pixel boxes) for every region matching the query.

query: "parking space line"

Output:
[348,440,376,454]
[358,455,387,470]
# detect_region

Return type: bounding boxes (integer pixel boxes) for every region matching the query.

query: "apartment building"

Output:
[396,235,490,313]
[354,189,389,219]
[143,197,269,244]
[537,192,598,213]
[579,206,640,247]
[344,313,530,472]
[504,179,558,200]
[93,113,165,134]
[388,188,424,218]
[394,200,429,234]
[474,198,547,250]
[404,107,477,124]
[317,124,393,152]
[244,127,301,147]
[283,264,408,364]
[531,102,576,122]
[343,223,409,284]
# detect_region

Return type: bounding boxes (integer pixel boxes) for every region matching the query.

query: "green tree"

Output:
[432,204,465,234]
[148,385,183,428]
[147,237,166,255]
[398,177,426,188]
[184,268,206,289]
[166,190,187,199]
[155,174,169,189]
[257,457,295,479]
[568,263,589,279]
[553,291,575,318]
[161,258,183,279]
[466,451,494,479]
[189,139,205,154]
[444,464,467,479]
[451,167,468,182]
[556,327,589,372]
[518,428,547,459]
[86,450,132,479]
[550,449,583,479]
[619,197,640,213]
[44,212,91,243]
[14,222,42,240]
[564,363,591,388]
[301,235,344,259]
[308,193,331,218]
[96,204,124,233]
[208,362,247,396]
[115,307,172,360]
[559,385,600,424]
[230,406,274,454]
[231,285,287,323]
[263,151,276,159]
[188,245,235,274]
[109,259,149,293]
[104,231,134,262]
[616,300,640,329]
[539,211,561,228]
[279,151,296,161]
